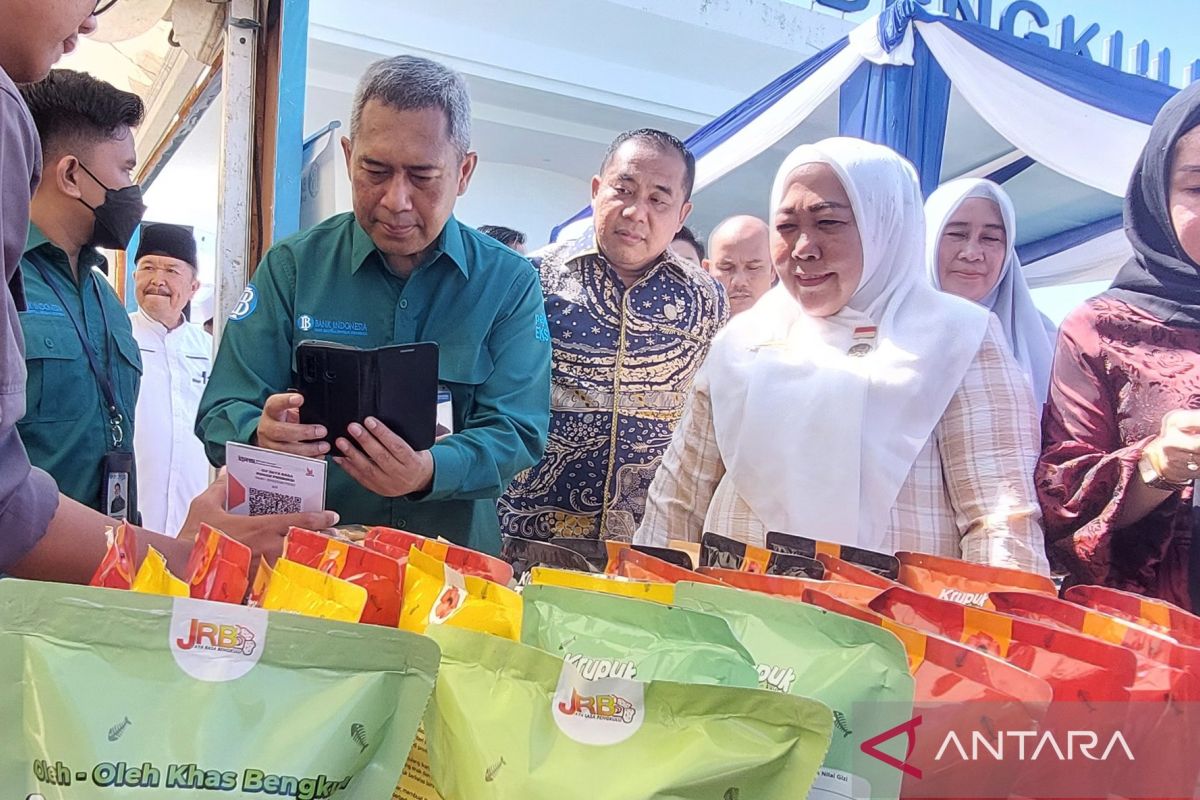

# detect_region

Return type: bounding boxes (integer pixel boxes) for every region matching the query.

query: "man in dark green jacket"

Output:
[197,56,551,554]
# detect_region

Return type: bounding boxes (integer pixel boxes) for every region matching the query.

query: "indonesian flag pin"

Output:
[848,326,877,357]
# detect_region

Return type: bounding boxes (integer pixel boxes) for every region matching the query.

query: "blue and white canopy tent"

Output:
[551,1,1179,290]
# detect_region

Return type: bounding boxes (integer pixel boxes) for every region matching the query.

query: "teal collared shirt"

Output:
[197,212,551,553]
[18,225,142,516]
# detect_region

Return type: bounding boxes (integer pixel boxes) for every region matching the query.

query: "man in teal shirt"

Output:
[197,56,551,554]
[18,70,147,520]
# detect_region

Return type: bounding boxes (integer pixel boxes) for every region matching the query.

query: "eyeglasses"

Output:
[94,0,118,16]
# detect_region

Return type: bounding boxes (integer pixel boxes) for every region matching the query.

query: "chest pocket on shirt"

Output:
[21,318,84,422]
[112,331,144,418]
[438,344,494,430]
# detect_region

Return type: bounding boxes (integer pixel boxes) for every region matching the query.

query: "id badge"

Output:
[101,450,134,522]
[436,384,455,439]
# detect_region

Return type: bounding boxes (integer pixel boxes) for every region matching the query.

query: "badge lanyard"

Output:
[30,261,126,449]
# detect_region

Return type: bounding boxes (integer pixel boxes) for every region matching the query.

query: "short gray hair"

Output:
[350,55,472,158]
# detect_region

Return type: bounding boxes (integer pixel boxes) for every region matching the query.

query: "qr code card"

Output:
[225,441,327,516]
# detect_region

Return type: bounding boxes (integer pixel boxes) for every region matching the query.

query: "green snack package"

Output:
[521,583,760,687]
[1,580,439,799]
[676,582,914,800]
[424,625,834,800]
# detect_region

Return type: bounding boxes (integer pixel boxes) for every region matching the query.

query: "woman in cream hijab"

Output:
[636,138,1048,572]
[925,179,1056,399]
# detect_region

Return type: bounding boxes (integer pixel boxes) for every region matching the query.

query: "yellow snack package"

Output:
[530,566,676,604]
[260,558,368,623]
[394,547,522,800]
[399,546,521,640]
[129,546,188,598]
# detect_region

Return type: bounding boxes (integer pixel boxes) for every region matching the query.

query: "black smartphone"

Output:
[296,340,439,451]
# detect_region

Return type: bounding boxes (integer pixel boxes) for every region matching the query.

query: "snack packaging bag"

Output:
[677,582,914,800]
[423,625,834,800]
[547,536,609,570]
[802,588,1052,800]
[529,567,676,604]
[871,586,1136,702]
[991,590,1200,798]
[604,540,694,573]
[521,584,759,687]
[614,547,724,586]
[697,567,819,596]
[130,547,189,598]
[667,538,702,569]
[367,526,513,586]
[699,531,825,577]
[1,580,439,799]
[1064,584,1200,647]
[399,546,521,640]
[89,523,137,589]
[261,558,368,623]
[871,586,1138,798]
[896,551,1055,607]
[247,556,272,607]
[767,531,901,579]
[284,527,403,626]
[818,553,902,590]
[183,523,252,603]
[501,536,596,580]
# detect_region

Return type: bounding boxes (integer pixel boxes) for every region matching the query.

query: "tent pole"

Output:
[214,0,260,347]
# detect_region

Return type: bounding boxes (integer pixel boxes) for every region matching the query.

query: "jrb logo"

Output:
[557,689,637,724]
[175,619,257,656]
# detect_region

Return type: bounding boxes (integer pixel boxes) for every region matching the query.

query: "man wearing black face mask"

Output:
[16,70,146,519]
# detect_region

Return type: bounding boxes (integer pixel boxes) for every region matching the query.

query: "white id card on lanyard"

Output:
[436,385,455,438]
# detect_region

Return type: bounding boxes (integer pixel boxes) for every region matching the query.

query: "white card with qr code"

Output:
[225,442,327,516]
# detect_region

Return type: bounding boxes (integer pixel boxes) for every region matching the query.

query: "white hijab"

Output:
[704,138,989,550]
[925,179,1056,399]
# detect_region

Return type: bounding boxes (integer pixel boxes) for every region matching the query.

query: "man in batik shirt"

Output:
[499,129,727,541]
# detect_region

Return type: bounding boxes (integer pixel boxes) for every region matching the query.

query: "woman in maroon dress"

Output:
[1038,81,1200,610]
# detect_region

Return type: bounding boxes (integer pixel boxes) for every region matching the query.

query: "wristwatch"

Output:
[1138,452,1191,491]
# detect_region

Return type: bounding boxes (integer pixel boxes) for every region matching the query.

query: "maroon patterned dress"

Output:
[1038,294,1199,609]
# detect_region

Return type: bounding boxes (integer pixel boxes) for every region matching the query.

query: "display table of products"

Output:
[4,526,1200,799]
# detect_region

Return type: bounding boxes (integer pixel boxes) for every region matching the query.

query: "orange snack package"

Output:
[88,523,138,589]
[183,523,251,604]
[1064,584,1200,647]
[896,551,1055,607]
[698,532,824,577]
[399,546,521,639]
[696,568,886,607]
[817,553,901,590]
[604,541,694,574]
[285,527,402,626]
[366,526,513,585]
[614,547,725,586]
[803,588,1052,800]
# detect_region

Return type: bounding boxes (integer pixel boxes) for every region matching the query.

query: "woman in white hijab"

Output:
[636,138,1048,572]
[925,178,1057,399]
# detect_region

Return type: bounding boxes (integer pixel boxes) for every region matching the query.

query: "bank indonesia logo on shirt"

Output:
[230,285,257,321]
[295,314,368,337]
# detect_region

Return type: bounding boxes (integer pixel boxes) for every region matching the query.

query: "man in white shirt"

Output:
[129,223,211,536]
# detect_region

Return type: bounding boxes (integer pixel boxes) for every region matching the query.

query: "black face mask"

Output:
[76,161,147,251]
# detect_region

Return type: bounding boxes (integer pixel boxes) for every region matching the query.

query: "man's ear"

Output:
[457,151,478,196]
[678,200,694,228]
[341,136,354,178]
[55,155,85,200]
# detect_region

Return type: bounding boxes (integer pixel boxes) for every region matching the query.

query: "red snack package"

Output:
[365,526,513,586]
[285,527,402,626]
[89,523,138,589]
[697,567,890,606]
[871,586,1136,702]
[803,588,1052,800]
[896,551,1055,607]
[183,523,252,604]
[992,590,1200,799]
[1064,584,1200,647]
[817,553,901,590]
[614,548,724,586]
